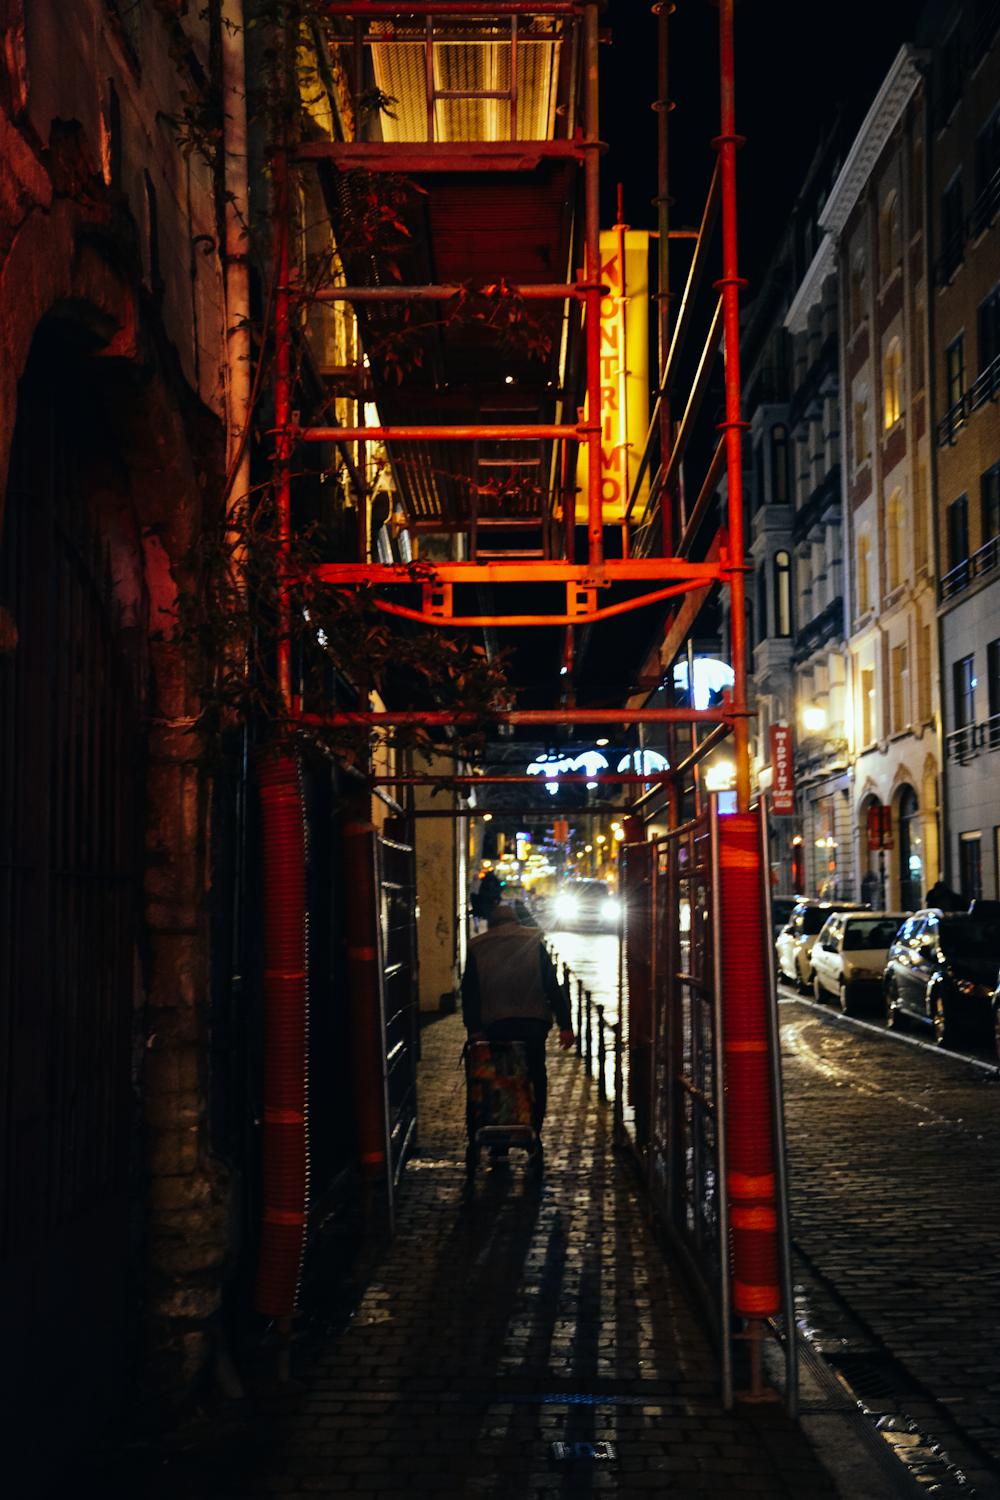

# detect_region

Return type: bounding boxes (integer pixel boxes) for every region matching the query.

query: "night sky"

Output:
[600,0,931,288]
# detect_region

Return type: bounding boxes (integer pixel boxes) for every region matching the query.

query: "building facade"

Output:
[927,0,1000,900]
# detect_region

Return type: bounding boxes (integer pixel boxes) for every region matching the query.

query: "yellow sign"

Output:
[576,229,650,527]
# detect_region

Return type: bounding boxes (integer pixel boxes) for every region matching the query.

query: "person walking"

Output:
[462,904,573,1167]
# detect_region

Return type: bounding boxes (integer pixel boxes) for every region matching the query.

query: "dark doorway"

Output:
[897,786,922,912]
[0,327,140,1492]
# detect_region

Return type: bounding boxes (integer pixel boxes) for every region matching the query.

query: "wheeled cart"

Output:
[464,1040,541,1179]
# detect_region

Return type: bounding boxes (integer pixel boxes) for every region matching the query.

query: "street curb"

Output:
[778,992,1000,1076]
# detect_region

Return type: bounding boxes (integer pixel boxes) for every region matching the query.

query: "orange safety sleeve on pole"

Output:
[342,793,390,1182]
[253,755,309,1319]
[718,813,780,1319]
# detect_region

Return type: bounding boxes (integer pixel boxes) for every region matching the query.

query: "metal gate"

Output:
[622,798,796,1410]
[376,821,419,1213]
[0,334,139,1485]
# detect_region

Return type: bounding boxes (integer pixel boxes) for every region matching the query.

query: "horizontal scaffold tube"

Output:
[311,284,605,302]
[295,424,594,442]
[369,773,671,786]
[301,708,734,727]
[324,2,583,13]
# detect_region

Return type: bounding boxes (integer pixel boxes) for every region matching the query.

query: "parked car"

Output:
[771,895,798,943]
[551,879,621,933]
[775,900,871,990]
[884,907,1000,1047]
[811,912,907,1015]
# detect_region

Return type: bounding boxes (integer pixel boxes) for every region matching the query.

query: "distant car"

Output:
[551,880,621,933]
[771,895,798,943]
[775,900,871,990]
[884,908,1000,1047]
[810,912,907,1015]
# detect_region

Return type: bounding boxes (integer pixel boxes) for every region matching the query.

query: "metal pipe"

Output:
[369,576,730,630]
[370,773,673,785]
[273,137,292,708]
[584,0,602,572]
[585,989,593,1074]
[597,1003,606,1101]
[311,284,602,302]
[326,1,584,12]
[655,0,672,556]
[676,438,725,560]
[576,980,584,1058]
[509,15,518,140]
[296,423,593,442]
[615,185,630,559]
[710,796,734,1409]
[715,0,750,812]
[304,707,733,727]
[222,0,251,537]
[759,798,799,1417]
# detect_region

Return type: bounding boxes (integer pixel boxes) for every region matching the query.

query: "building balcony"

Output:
[743,365,788,420]
[940,531,1000,602]
[792,465,841,545]
[946,715,1000,765]
[792,595,843,664]
[789,333,838,432]
[971,166,1000,239]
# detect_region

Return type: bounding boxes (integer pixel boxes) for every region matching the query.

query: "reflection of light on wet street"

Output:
[543,931,623,1107]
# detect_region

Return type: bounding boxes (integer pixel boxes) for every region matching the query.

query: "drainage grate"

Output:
[551,1441,617,1461]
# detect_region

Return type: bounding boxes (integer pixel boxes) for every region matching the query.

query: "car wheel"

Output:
[839,981,858,1017]
[885,980,899,1028]
[812,974,825,1003]
[932,989,960,1049]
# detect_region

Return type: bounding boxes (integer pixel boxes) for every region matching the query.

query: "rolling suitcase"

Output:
[464,1040,540,1178]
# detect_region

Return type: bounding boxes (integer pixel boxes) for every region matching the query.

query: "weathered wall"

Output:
[413,759,460,1012]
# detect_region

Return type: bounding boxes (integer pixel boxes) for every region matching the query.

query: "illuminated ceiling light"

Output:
[482,813,492,821]
[704,761,736,792]
[586,781,598,789]
[596,737,609,746]
[546,781,559,795]
[802,706,826,732]
[613,828,625,841]
[596,835,606,844]
[585,844,593,852]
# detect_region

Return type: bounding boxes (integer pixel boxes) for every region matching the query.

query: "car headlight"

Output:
[602,900,620,919]
[554,895,578,918]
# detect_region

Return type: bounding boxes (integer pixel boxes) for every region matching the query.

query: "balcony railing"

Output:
[792,465,841,545]
[936,393,969,444]
[971,0,1000,65]
[946,713,1000,764]
[933,227,965,286]
[971,166,1000,237]
[971,351,1000,410]
[940,532,1000,601]
[793,594,843,662]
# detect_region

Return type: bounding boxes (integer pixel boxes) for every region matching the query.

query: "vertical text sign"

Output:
[769,726,795,814]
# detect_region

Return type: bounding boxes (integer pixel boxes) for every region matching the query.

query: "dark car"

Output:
[771,895,798,943]
[884,907,1000,1047]
[551,880,621,933]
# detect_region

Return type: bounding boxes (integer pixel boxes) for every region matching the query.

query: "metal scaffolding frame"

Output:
[270,0,752,810]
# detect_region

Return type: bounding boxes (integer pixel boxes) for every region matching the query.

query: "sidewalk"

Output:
[80,1013,843,1499]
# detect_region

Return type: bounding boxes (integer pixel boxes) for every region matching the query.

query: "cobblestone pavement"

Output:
[779,996,1000,1485]
[86,1012,840,1500]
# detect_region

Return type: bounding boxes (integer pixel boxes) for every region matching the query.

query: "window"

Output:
[754,440,765,512]
[919,623,932,722]
[960,832,983,903]
[853,387,869,465]
[973,108,1000,235]
[887,489,905,590]
[774,550,791,637]
[757,566,768,642]
[770,424,789,504]
[879,192,902,281]
[982,464,1000,550]
[857,533,871,615]
[954,654,976,732]
[978,286,1000,401]
[892,642,909,732]
[862,665,876,745]
[948,494,969,575]
[946,335,965,410]
[988,637,1000,744]
[850,253,867,332]
[939,25,962,125]
[914,463,928,572]
[884,338,903,428]
[940,176,963,281]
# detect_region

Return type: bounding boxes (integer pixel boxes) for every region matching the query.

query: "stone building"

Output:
[925,0,1000,899]
[819,43,942,913]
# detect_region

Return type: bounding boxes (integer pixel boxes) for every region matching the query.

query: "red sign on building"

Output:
[769,725,795,814]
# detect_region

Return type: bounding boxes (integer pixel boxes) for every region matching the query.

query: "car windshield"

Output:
[802,907,835,934]
[842,918,902,951]
[938,918,1000,960]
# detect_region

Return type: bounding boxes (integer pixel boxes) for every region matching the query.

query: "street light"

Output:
[802,706,826,732]
[704,761,736,791]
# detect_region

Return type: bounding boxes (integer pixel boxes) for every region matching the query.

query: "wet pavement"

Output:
[779,988,1000,1495]
[76,1006,841,1499]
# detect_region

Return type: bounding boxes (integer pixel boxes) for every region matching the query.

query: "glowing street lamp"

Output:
[802,706,826,733]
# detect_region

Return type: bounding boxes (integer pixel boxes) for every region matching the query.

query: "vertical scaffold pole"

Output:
[273,137,293,710]
[714,0,750,811]
[584,1,603,573]
[655,0,672,558]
